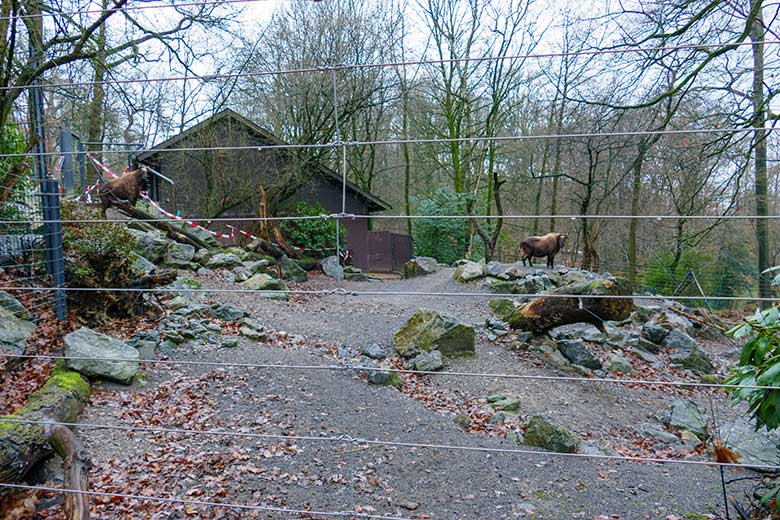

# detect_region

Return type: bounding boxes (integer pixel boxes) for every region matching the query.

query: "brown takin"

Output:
[98,167,149,214]
[520,232,567,269]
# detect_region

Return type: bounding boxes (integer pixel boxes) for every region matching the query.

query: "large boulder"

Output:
[64,327,139,384]
[523,416,580,453]
[558,340,601,370]
[404,257,439,278]
[241,274,288,299]
[489,299,518,322]
[394,310,475,358]
[205,253,243,269]
[321,255,344,280]
[718,419,780,468]
[667,398,708,438]
[163,242,196,268]
[454,261,485,283]
[128,229,171,264]
[663,329,713,373]
[0,306,36,356]
[131,253,156,276]
[177,222,220,248]
[0,291,29,320]
[279,255,308,283]
[641,322,669,345]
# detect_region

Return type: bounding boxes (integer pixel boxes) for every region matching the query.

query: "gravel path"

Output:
[74,268,746,519]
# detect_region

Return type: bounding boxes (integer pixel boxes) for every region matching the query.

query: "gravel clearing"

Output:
[74,267,749,519]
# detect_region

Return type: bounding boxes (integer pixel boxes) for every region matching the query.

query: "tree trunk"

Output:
[85,0,108,184]
[750,1,771,306]
[508,277,634,333]
[627,145,645,287]
[0,370,91,484]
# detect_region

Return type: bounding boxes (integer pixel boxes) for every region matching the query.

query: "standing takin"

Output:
[520,232,567,268]
[98,167,149,214]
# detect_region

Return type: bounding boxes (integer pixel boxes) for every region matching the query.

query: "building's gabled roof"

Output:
[137,109,391,212]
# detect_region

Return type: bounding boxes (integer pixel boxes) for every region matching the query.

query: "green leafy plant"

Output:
[412,189,472,265]
[724,305,780,430]
[279,201,345,257]
[0,124,34,222]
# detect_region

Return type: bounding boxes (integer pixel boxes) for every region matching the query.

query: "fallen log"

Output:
[44,422,90,520]
[131,270,178,289]
[0,369,91,484]
[508,277,634,333]
[113,202,209,249]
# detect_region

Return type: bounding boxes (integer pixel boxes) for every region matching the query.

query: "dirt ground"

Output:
[71,268,754,520]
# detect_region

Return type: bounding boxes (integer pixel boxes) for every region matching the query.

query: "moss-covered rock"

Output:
[489,299,518,322]
[523,416,580,453]
[394,310,475,358]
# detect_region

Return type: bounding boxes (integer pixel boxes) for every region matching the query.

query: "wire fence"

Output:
[1,10,779,520]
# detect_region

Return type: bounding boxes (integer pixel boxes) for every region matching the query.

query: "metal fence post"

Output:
[59,127,76,193]
[41,178,67,321]
[77,140,86,193]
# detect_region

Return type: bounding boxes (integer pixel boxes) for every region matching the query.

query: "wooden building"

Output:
[137,109,410,271]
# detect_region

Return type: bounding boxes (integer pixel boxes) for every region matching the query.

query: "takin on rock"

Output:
[98,167,149,213]
[520,232,567,268]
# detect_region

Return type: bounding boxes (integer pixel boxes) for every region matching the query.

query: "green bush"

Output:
[0,124,34,222]
[62,201,141,323]
[412,189,471,265]
[279,201,346,257]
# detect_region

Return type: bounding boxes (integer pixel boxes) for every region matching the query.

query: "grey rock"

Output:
[64,327,139,384]
[640,425,679,445]
[453,261,485,282]
[177,223,220,248]
[549,323,602,342]
[485,318,509,341]
[162,330,185,344]
[131,254,156,276]
[653,311,695,335]
[193,248,212,265]
[394,309,476,358]
[205,253,243,269]
[209,303,249,321]
[489,396,521,415]
[321,256,344,280]
[247,259,272,274]
[167,242,196,263]
[241,274,288,298]
[239,326,266,341]
[669,347,714,374]
[485,261,504,277]
[232,266,253,283]
[558,340,602,370]
[403,257,439,278]
[279,255,308,282]
[628,347,662,365]
[367,362,402,388]
[663,329,698,351]
[128,229,170,263]
[523,416,580,453]
[221,338,240,349]
[667,398,708,438]
[641,322,669,344]
[164,296,191,310]
[498,262,527,280]
[635,336,662,354]
[608,353,636,374]
[0,291,28,319]
[361,342,386,360]
[413,350,444,372]
[0,306,35,356]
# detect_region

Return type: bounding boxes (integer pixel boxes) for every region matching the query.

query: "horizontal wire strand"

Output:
[0,284,773,301]
[0,482,414,520]
[3,40,778,92]
[0,418,777,470]
[3,212,780,225]
[0,125,773,158]
[0,353,773,391]
[0,0,287,21]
